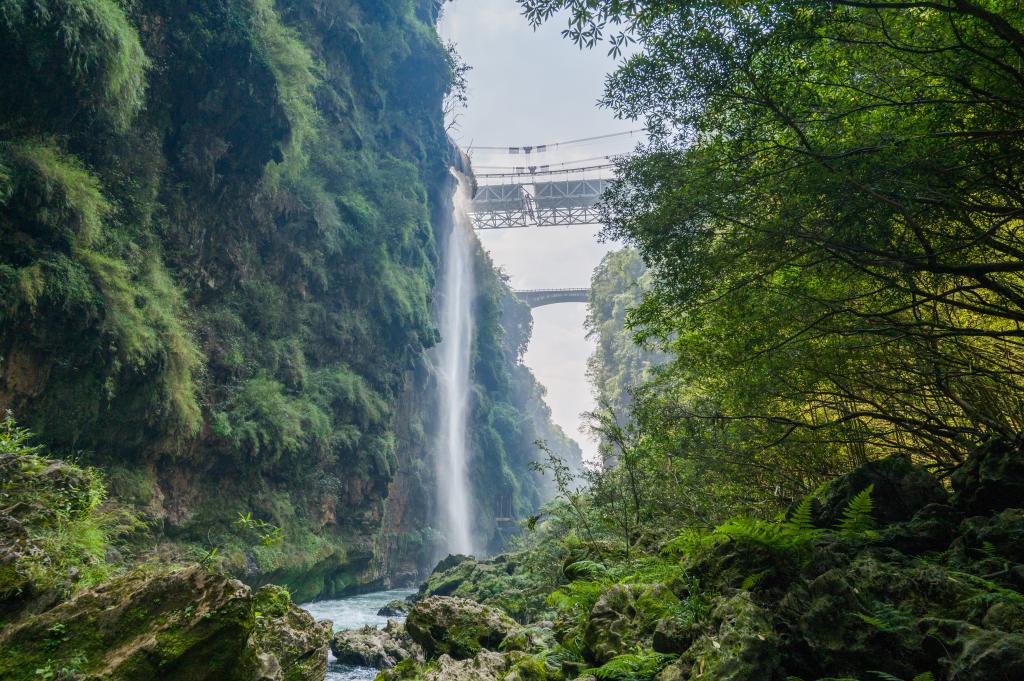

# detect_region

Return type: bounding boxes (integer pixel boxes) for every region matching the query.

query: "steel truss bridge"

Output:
[468,166,613,230]
[464,133,636,304]
[512,288,590,308]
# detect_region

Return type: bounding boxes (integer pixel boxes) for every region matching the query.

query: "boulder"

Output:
[582,583,679,664]
[330,619,421,669]
[417,556,479,598]
[880,503,963,554]
[377,599,409,617]
[378,651,511,681]
[812,454,947,528]
[0,565,329,681]
[250,584,332,681]
[652,614,695,654]
[951,438,1024,515]
[405,596,517,659]
[922,619,1024,681]
[662,592,781,681]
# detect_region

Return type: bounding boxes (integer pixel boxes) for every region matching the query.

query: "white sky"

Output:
[439,0,640,462]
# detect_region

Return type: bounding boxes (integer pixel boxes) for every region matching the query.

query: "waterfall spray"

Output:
[434,171,476,556]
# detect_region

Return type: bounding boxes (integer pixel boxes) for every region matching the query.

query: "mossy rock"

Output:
[330,620,421,669]
[811,454,947,528]
[378,598,410,617]
[951,437,1024,515]
[922,618,1024,680]
[662,592,781,681]
[504,654,550,681]
[582,584,679,665]
[0,565,329,681]
[405,596,517,660]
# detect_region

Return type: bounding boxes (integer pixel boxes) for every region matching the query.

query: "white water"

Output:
[433,172,476,556]
[301,588,416,681]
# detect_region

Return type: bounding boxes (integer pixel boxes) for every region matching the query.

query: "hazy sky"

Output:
[439,0,640,462]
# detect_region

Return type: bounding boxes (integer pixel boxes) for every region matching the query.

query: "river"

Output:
[301,588,417,681]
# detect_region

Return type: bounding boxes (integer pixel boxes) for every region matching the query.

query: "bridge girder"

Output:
[470,178,611,229]
[513,288,590,308]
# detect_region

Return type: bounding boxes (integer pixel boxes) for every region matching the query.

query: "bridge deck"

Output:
[513,288,590,308]
[469,178,612,229]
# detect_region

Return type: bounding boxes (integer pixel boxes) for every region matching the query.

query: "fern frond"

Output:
[868,672,903,681]
[564,559,607,582]
[591,652,675,681]
[714,517,821,553]
[788,493,816,531]
[838,484,875,535]
[857,602,912,633]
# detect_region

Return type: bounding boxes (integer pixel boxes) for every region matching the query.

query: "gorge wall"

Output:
[0,0,579,601]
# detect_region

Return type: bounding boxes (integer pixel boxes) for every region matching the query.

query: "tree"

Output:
[522,0,1024,505]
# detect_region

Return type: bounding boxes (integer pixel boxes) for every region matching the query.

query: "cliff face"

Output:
[0,0,574,600]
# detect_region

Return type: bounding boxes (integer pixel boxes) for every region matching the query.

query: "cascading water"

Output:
[433,171,476,556]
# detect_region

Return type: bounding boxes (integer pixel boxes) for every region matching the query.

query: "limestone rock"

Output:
[330,619,421,669]
[952,437,1024,515]
[377,651,512,681]
[652,614,695,654]
[664,592,781,681]
[417,554,477,597]
[880,503,963,554]
[377,598,409,617]
[923,619,1024,681]
[0,565,329,681]
[812,454,947,528]
[250,585,332,681]
[582,583,679,665]
[429,651,510,681]
[406,596,517,659]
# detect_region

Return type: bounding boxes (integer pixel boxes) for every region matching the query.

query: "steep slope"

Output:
[0,0,576,600]
[586,249,666,428]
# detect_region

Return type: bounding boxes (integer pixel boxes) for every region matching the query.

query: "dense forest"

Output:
[3,0,1024,680]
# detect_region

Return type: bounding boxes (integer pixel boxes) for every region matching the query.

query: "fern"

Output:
[869,672,934,681]
[838,484,875,535]
[788,493,817,532]
[591,652,676,681]
[564,559,608,581]
[713,517,821,552]
[857,602,913,633]
[660,529,720,560]
[741,570,769,590]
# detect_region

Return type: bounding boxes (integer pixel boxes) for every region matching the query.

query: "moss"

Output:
[0,0,149,132]
[253,584,292,618]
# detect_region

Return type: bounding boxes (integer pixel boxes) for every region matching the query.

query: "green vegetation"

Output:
[0,0,573,601]
[381,3,1024,680]
[0,412,126,600]
[586,249,665,424]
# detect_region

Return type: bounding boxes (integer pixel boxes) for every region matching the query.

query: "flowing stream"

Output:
[302,588,417,681]
[433,172,477,556]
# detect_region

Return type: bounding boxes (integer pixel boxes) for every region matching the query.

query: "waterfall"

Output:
[433,171,476,556]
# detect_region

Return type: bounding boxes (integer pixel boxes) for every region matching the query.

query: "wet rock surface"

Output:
[951,437,1024,515]
[330,619,422,668]
[377,598,410,617]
